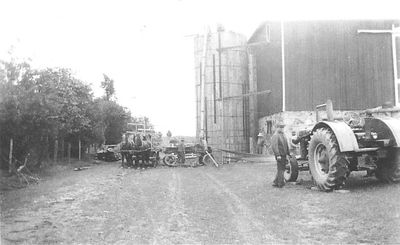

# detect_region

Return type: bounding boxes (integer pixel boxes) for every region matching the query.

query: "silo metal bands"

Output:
[194,30,249,152]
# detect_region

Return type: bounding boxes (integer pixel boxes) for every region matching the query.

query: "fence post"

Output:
[61,137,65,160]
[54,138,58,164]
[45,136,50,161]
[78,137,81,161]
[68,142,71,163]
[8,138,13,173]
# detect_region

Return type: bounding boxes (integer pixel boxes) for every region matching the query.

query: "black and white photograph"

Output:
[1,0,400,244]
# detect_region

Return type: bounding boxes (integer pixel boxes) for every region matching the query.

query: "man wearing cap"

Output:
[271,121,290,188]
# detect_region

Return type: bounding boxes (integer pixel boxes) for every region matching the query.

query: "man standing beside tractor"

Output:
[271,121,290,188]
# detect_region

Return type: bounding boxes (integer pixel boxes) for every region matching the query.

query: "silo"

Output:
[194,29,249,152]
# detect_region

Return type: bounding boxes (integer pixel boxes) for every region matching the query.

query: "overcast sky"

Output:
[1,0,399,136]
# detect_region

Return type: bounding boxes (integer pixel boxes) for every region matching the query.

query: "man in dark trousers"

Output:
[177,139,185,164]
[120,135,133,168]
[271,121,290,188]
[141,136,152,166]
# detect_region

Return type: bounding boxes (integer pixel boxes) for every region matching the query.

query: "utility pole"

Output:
[200,26,210,149]
[217,25,224,150]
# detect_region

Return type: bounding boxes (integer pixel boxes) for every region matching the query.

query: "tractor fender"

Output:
[312,121,359,152]
[364,117,400,147]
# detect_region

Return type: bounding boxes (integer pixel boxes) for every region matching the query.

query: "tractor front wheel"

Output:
[375,148,400,183]
[284,156,299,182]
[308,128,349,191]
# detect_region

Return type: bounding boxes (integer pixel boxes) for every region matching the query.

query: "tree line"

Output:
[0,59,132,171]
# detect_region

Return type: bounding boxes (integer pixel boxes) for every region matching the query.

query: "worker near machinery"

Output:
[177,139,186,164]
[292,129,311,160]
[141,136,152,166]
[271,121,290,188]
[120,135,134,168]
[133,134,142,167]
[257,132,265,154]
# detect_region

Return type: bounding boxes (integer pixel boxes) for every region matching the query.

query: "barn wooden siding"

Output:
[248,22,283,118]
[249,20,400,117]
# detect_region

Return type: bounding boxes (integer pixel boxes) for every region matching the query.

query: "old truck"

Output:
[96,145,121,162]
[286,100,400,191]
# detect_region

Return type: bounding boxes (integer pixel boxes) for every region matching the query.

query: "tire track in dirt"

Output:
[147,170,200,244]
[130,171,165,244]
[203,171,283,244]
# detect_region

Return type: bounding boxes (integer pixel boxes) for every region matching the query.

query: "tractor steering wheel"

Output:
[343,111,362,127]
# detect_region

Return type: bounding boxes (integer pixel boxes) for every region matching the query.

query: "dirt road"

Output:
[1,159,400,244]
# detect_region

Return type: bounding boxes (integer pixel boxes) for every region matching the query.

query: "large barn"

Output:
[195,20,400,154]
[248,20,400,152]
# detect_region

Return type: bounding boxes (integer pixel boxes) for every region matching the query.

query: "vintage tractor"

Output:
[162,144,215,167]
[288,100,400,191]
[162,144,200,167]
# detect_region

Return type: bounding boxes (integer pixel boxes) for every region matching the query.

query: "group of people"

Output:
[120,133,153,168]
[120,125,291,186]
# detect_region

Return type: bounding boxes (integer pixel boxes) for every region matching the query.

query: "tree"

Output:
[0,59,133,170]
[167,130,172,138]
[0,61,97,168]
[91,98,131,145]
[101,74,115,101]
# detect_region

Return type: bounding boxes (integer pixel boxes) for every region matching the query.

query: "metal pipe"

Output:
[326,99,334,121]
[200,27,210,149]
[281,21,286,112]
[213,54,217,123]
[392,24,399,107]
[218,27,224,149]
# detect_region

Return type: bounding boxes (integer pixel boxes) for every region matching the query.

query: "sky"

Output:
[0,0,399,136]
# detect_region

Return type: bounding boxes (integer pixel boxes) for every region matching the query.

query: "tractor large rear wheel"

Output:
[375,148,400,183]
[308,128,349,191]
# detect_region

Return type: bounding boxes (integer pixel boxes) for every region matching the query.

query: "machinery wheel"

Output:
[163,154,178,167]
[308,128,349,191]
[284,156,299,182]
[202,154,212,166]
[203,153,217,167]
[375,148,400,183]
